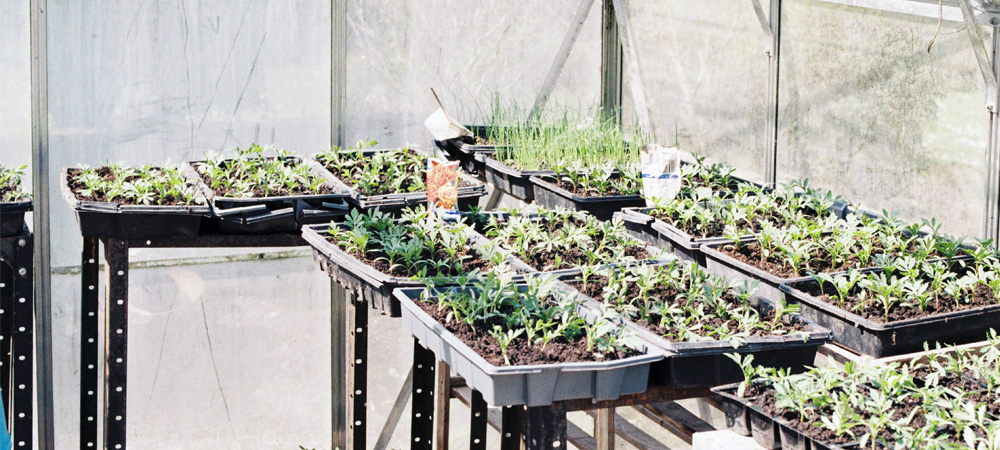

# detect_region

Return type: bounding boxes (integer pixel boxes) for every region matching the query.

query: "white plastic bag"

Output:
[640,144,681,205]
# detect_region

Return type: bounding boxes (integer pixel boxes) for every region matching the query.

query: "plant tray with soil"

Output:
[701,212,975,301]
[676,155,768,200]
[314,142,486,215]
[0,164,32,237]
[303,208,535,315]
[484,207,662,275]
[530,164,645,221]
[559,261,831,388]
[61,163,210,239]
[617,182,846,264]
[713,339,1000,450]
[435,125,509,177]
[191,144,351,234]
[393,271,663,406]
[780,252,1000,357]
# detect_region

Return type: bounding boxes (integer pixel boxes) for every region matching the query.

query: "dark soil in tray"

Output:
[500,218,650,270]
[647,200,828,239]
[326,235,492,278]
[416,301,638,366]
[681,175,743,196]
[319,149,474,196]
[804,270,998,323]
[67,167,195,206]
[1,180,25,201]
[197,160,334,197]
[554,179,635,197]
[912,367,1000,417]
[566,274,809,340]
[715,241,944,279]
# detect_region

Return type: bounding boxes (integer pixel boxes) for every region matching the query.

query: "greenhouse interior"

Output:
[9,0,1000,449]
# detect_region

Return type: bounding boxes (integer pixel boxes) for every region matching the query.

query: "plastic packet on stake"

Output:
[427,158,461,221]
[640,144,681,205]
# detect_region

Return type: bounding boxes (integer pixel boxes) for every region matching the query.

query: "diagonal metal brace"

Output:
[750,0,773,37]
[958,0,999,110]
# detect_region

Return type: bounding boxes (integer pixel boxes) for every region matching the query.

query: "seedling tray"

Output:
[559,273,831,388]
[0,200,31,237]
[482,156,554,202]
[187,158,351,234]
[435,125,508,177]
[315,148,487,216]
[393,285,663,407]
[615,208,732,265]
[781,275,1000,357]
[530,175,645,221]
[60,168,211,239]
[302,222,535,316]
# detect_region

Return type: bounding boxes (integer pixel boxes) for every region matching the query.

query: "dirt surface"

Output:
[500,217,650,270]
[198,159,333,197]
[67,167,196,206]
[0,175,26,202]
[327,234,491,278]
[554,178,634,197]
[715,241,943,279]
[416,301,639,366]
[647,204,824,239]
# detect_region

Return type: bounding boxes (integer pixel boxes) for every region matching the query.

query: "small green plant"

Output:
[70,162,201,206]
[0,164,30,202]
[195,143,329,198]
[317,141,429,196]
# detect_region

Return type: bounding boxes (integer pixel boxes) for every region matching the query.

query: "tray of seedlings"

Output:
[713,339,1000,450]
[434,125,509,177]
[302,208,535,315]
[61,162,210,239]
[530,162,646,221]
[190,144,351,233]
[393,270,663,406]
[701,211,975,301]
[482,207,664,275]
[559,261,831,388]
[617,182,846,265]
[314,142,486,215]
[779,245,1000,357]
[0,164,32,237]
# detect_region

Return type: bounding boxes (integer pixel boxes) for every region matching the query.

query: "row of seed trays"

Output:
[301,203,835,406]
[714,330,1000,449]
[59,143,487,238]
[0,164,32,237]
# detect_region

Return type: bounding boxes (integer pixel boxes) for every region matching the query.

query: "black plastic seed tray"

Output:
[302,222,535,316]
[781,274,1000,357]
[530,175,645,221]
[481,156,554,202]
[393,284,663,407]
[434,125,508,178]
[61,168,211,239]
[0,200,31,237]
[186,157,351,234]
[615,208,731,265]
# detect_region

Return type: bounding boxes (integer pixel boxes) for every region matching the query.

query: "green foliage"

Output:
[316,140,428,196]
[71,162,201,206]
[0,164,30,202]
[195,143,327,198]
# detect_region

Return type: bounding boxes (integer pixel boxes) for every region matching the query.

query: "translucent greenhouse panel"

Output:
[0,1,31,187]
[777,0,988,238]
[345,0,602,148]
[625,0,771,183]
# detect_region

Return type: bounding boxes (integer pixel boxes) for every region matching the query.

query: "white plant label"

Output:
[640,144,681,205]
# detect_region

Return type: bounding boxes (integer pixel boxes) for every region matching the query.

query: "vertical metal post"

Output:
[469,390,487,450]
[600,0,623,123]
[522,406,567,450]
[434,361,451,450]
[11,236,33,450]
[346,291,367,450]
[500,405,524,450]
[30,0,56,448]
[103,239,129,450]
[0,263,13,423]
[331,281,347,450]
[411,340,435,450]
[81,238,100,450]
[764,0,783,187]
[985,29,1000,242]
[331,0,347,148]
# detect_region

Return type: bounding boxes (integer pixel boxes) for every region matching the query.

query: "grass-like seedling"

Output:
[69,162,201,206]
[420,270,638,365]
[195,143,329,198]
[328,208,503,278]
[570,262,807,347]
[316,140,427,196]
[1,164,30,202]
[485,208,652,271]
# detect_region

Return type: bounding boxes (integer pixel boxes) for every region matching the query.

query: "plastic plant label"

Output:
[427,158,460,220]
[640,144,682,205]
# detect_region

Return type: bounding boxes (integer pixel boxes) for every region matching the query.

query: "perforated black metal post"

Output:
[11,235,33,450]
[523,406,567,450]
[469,390,488,450]
[347,290,367,450]
[0,263,12,424]
[411,339,435,450]
[81,237,100,450]
[103,239,129,450]
[500,405,524,450]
